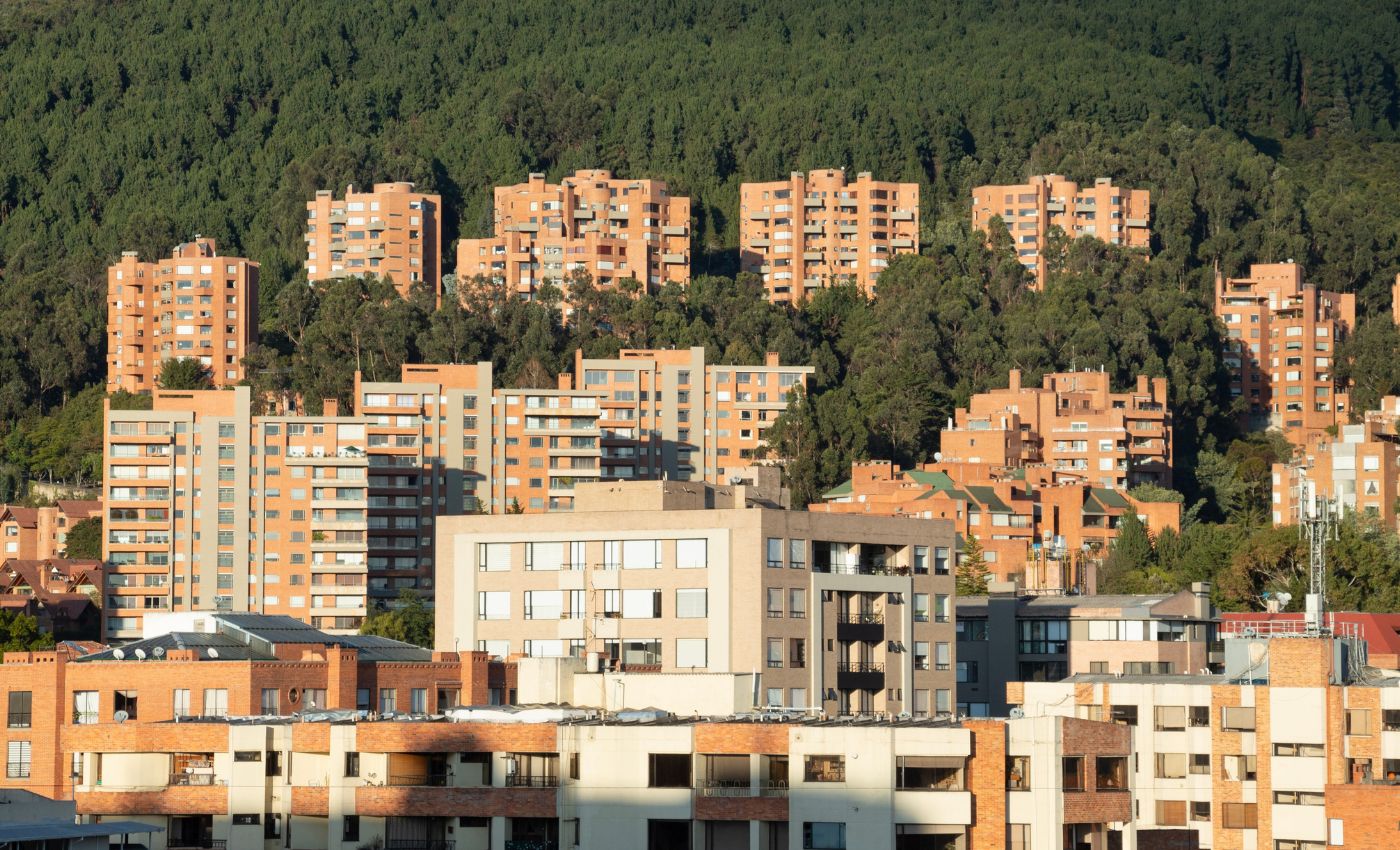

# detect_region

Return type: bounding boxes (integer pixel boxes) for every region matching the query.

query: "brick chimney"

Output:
[325,646,359,709]
[322,399,339,417]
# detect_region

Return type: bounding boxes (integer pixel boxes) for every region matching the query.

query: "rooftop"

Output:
[76,613,433,663]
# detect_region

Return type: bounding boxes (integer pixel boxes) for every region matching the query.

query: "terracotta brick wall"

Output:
[292,723,330,754]
[1268,639,1332,688]
[1210,685,1244,850]
[692,724,791,755]
[353,722,556,754]
[76,786,229,815]
[964,720,1007,850]
[65,723,230,753]
[291,786,329,816]
[1061,717,1132,825]
[693,796,787,821]
[1324,784,1400,849]
[355,786,556,818]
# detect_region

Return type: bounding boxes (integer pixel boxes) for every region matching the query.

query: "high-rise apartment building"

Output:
[304,182,442,298]
[455,170,691,302]
[437,479,958,719]
[938,369,1173,489]
[738,169,920,302]
[1216,262,1354,443]
[102,388,372,641]
[971,175,1150,289]
[106,238,259,393]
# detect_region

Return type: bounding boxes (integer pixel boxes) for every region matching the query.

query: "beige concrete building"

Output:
[107,238,259,393]
[305,182,442,299]
[437,479,958,719]
[102,388,371,640]
[66,709,1132,850]
[1216,262,1355,443]
[739,169,920,302]
[971,175,1151,289]
[456,170,692,303]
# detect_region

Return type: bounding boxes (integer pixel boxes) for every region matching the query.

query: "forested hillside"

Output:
[3,0,1400,546]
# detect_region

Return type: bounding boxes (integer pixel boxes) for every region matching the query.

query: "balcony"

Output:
[836,612,885,642]
[836,661,885,691]
[662,253,687,264]
[891,210,914,221]
[504,775,559,788]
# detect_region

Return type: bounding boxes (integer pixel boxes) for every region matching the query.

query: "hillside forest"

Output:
[3,1,1400,611]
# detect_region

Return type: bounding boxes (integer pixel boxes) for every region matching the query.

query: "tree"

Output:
[0,610,55,651]
[158,358,214,391]
[956,535,990,595]
[359,590,433,648]
[1099,513,1155,593]
[63,516,101,558]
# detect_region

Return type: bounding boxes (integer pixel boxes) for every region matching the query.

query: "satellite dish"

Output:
[111,648,125,660]
[152,646,165,659]
[133,648,147,660]
[1276,592,1293,607]
[113,710,129,723]
[1009,707,1025,719]
[934,451,943,462]
[206,647,219,659]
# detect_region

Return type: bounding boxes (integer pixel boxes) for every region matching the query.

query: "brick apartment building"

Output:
[971,175,1151,289]
[1014,628,1400,850]
[106,238,259,393]
[62,709,1130,850]
[1216,262,1355,444]
[1271,395,1400,529]
[102,387,375,640]
[939,369,1173,490]
[304,182,443,299]
[437,478,958,720]
[0,500,100,560]
[104,348,809,631]
[0,614,510,803]
[956,583,1218,716]
[738,169,920,303]
[456,170,691,304]
[814,461,1180,592]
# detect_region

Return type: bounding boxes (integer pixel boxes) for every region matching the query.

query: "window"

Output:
[202,689,228,717]
[1223,754,1257,781]
[767,638,783,668]
[1156,800,1187,826]
[789,538,806,568]
[622,539,659,569]
[260,688,278,715]
[1273,743,1325,757]
[1017,620,1067,654]
[1007,756,1029,790]
[411,688,427,714]
[1222,706,1255,731]
[1221,802,1258,829]
[789,588,807,619]
[648,753,691,787]
[803,822,845,850]
[622,589,661,618]
[7,692,31,728]
[676,588,707,618]
[1008,825,1029,850]
[114,690,138,720]
[766,537,783,568]
[266,752,283,777]
[789,638,805,669]
[957,619,987,641]
[345,752,360,777]
[234,751,263,762]
[173,689,191,718]
[895,756,963,790]
[1110,705,1138,726]
[676,538,707,568]
[1155,705,1186,731]
[1156,753,1187,778]
[1273,790,1325,806]
[6,741,30,779]
[73,691,98,725]
[1190,754,1210,775]
[379,689,397,714]
[1062,757,1083,791]
[525,541,565,571]
[1096,756,1127,790]
[343,816,360,842]
[1346,709,1371,736]
[935,642,951,671]
[478,591,510,620]
[1189,705,1210,727]
[767,587,784,617]
[675,638,707,668]
[956,661,978,683]
[478,543,511,571]
[805,755,845,782]
[1191,801,1210,822]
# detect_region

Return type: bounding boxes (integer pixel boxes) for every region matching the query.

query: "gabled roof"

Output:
[821,480,853,499]
[57,499,102,518]
[964,485,1013,513]
[1082,488,1131,516]
[0,506,38,527]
